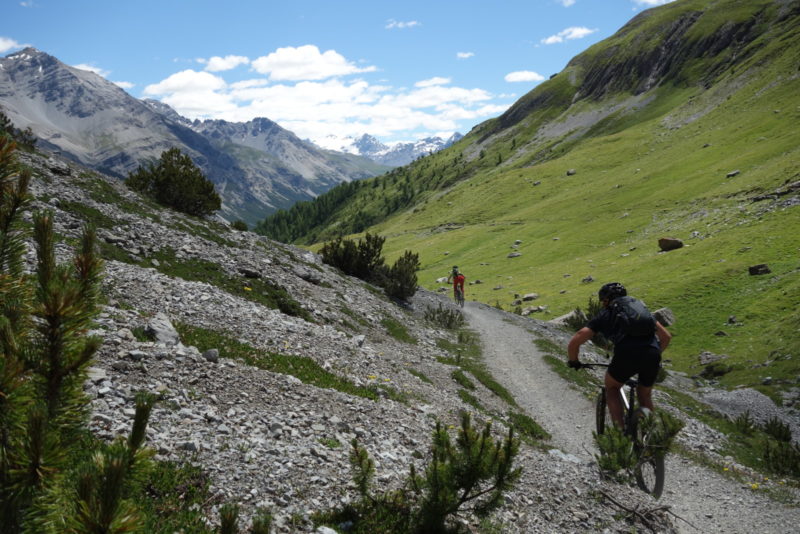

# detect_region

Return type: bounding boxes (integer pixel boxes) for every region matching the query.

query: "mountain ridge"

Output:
[0,47,390,226]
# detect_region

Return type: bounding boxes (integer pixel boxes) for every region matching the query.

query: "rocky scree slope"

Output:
[16,149,681,532]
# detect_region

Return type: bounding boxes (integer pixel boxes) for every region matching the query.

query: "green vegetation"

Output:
[258,0,800,394]
[506,411,550,444]
[315,413,520,534]
[382,317,417,344]
[175,322,405,403]
[126,147,221,217]
[320,232,421,301]
[424,303,465,330]
[147,247,311,321]
[0,139,222,532]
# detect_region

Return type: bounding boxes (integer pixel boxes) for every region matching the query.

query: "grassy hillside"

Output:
[258,0,800,390]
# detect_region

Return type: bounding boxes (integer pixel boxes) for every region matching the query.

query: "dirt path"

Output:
[462,301,800,534]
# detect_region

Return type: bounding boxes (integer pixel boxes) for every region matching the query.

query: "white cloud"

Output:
[385,19,421,30]
[0,37,26,53]
[144,67,505,144]
[541,26,597,44]
[559,0,576,6]
[415,77,451,88]
[20,1,35,7]
[633,0,675,5]
[202,55,250,72]
[504,71,545,83]
[251,45,376,81]
[73,63,110,78]
[114,81,134,89]
[456,52,475,59]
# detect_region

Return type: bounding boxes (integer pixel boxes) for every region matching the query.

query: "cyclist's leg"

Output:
[636,347,661,412]
[604,372,626,428]
[636,385,654,411]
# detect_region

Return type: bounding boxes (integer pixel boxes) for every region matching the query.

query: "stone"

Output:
[653,307,675,326]
[658,237,684,251]
[202,348,219,363]
[145,312,180,346]
[748,264,771,275]
[726,169,741,178]
[566,169,577,176]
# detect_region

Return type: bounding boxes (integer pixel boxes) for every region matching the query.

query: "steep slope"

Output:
[0,48,387,225]
[259,0,800,389]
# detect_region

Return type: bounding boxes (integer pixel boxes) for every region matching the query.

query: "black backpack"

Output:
[609,296,656,337]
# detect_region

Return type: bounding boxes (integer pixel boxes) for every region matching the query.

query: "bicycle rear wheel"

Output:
[455,287,465,307]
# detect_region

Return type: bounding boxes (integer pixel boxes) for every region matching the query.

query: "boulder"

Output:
[566,169,577,176]
[653,307,675,326]
[507,252,522,258]
[145,312,181,346]
[658,237,684,251]
[748,264,771,275]
[726,169,741,178]
[522,293,539,301]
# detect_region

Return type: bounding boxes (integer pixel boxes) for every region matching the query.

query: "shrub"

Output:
[321,413,520,534]
[763,417,792,442]
[423,304,465,330]
[732,411,756,435]
[0,107,37,150]
[125,147,221,217]
[593,426,636,480]
[231,220,249,231]
[763,439,800,477]
[320,232,420,300]
[384,250,420,300]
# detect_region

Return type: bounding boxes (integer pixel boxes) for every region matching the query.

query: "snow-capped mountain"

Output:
[0,48,388,226]
[315,132,463,167]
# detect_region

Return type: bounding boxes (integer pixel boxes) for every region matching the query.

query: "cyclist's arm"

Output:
[567,327,594,363]
[655,321,671,351]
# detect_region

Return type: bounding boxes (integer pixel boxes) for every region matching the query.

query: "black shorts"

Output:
[608,345,662,387]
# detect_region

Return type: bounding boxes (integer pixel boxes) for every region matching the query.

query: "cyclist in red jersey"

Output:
[447,266,465,302]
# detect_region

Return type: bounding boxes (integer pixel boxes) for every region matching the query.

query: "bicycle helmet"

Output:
[598,282,626,301]
[452,265,459,274]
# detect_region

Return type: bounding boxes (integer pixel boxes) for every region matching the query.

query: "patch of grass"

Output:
[58,200,119,229]
[437,329,518,408]
[457,389,485,412]
[381,317,417,344]
[132,460,214,533]
[319,437,342,449]
[148,247,312,321]
[451,369,476,390]
[507,411,551,443]
[407,368,433,384]
[175,323,387,401]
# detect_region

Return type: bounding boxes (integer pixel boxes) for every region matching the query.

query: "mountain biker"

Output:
[566,282,671,429]
[446,265,466,302]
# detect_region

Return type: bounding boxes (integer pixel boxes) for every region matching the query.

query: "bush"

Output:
[0,107,37,150]
[384,250,420,300]
[125,147,221,217]
[732,410,756,435]
[319,413,520,534]
[320,233,420,300]
[423,304,465,330]
[763,417,792,442]
[231,220,249,231]
[763,439,800,477]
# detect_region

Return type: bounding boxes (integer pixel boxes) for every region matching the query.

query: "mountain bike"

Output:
[578,362,665,498]
[454,286,465,307]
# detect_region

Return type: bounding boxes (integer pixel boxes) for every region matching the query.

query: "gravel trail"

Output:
[463,301,800,534]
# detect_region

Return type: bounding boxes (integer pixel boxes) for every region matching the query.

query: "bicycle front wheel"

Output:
[634,454,665,499]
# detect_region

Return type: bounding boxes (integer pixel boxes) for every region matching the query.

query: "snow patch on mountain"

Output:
[314,132,463,166]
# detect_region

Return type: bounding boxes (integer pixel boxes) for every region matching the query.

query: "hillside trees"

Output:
[126,148,220,217]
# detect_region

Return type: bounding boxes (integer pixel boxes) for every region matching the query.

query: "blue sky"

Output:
[1,0,675,146]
